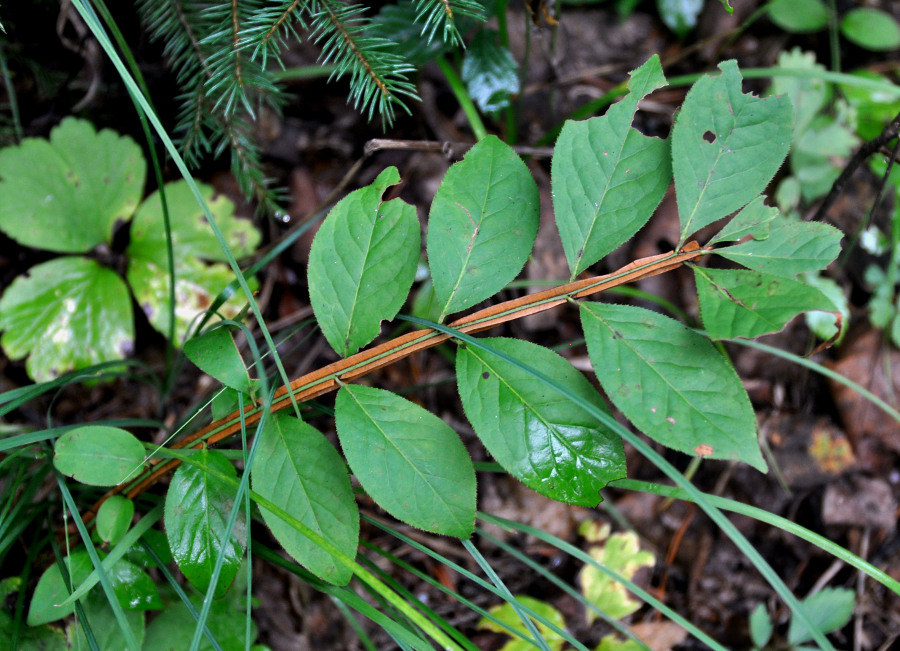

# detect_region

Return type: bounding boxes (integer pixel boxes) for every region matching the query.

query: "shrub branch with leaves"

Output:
[27,55,857,649]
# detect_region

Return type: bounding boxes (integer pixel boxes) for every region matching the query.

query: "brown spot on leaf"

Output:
[694,444,713,457]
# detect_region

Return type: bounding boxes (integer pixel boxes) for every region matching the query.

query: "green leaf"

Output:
[707,195,779,246]
[656,0,704,38]
[96,496,135,546]
[552,55,671,277]
[126,180,261,344]
[307,167,420,357]
[184,326,252,395]
[580,303,765,471]
[0,257,134,382]
[749,603,773,648]
[0,117,145,253]
[767,0,829,33]
[478,596,566,651]
[840,70,900,141]
[456,338,625,506]
[462,29,519,114]
[791,116,858,201]
[695,267,834,339]
[165,448,246,598]
[54,426,145,486]
[787,587,855,645]
[143,591,256,651]
[28,550,160,626]
[802,272,848,343]
[65,589,145,651]
[336,384,476,537]
[427,136,539,321]
[672,60,793,243]
[841,8,900,52]
[716,219,843,278]
[578,530,655,621]
[251,412,358,585]
[769,48,829,136]
[128,180,259,262]
[0,599,67,651]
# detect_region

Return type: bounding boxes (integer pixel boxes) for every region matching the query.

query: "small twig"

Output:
[811,110,900,223]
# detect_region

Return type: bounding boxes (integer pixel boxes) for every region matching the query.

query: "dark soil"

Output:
[2,1,900,649]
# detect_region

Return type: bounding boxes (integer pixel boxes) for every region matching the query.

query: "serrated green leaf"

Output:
[126,180,260,344]
[0,117,145,253]
[184,326,252,395]
[307,167,420,357]
[841,8,900,52]
[552,55,671,277]
[695,267,833,339]
[716,219,842,278]
[65,588,145,651]
[336,385,476,537]
[707,195,779,246]
[578,530,655,621]
[251,412,358,585]
[165,448,246,598]
[96,496,135,546]
[0,257,134,382]
[767,0,829,33]
[478,596,566,651]
[656,0,703,38]
[427,136,539,321]
[580,303,765,471]
[54,426,145,487]
[462,29,519,114]
[787,587,855,645]
[456,338,625,506]
[672,60,793,243]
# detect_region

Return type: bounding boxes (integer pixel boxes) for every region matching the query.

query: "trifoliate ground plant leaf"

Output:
[165,448,246,598]
[427,136,539,321]
[552,55,671,277]
[0,117,145,253]
[578,529,655,621]
[307,167,420,357]
[54,425,146,486]
[336,385,476,537]
[462,29,519,114]
[695,267,834,340]
[456,338,625,506]
[0,257,134,382]
[251,412,358,585]
[580,303,766,471]
[478,596,566,651]
[127,181,260,344]
[672,60,793,243]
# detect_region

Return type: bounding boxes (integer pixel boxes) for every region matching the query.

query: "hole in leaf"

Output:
[703,130,716,143]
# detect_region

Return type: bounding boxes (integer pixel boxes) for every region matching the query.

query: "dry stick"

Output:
[80,242,704,527]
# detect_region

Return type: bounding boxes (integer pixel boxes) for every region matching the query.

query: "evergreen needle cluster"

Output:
[136,0,486,212]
